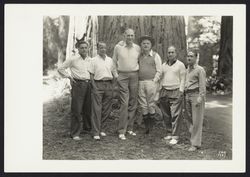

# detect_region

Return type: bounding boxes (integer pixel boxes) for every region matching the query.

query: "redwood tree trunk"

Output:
[98,16,187,63]
[218,16,233,78]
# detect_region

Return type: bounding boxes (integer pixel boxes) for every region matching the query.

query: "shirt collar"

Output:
[97,54,107,60]
[125,42,134,48]
[142,50,153,57]
[188,64,198,70]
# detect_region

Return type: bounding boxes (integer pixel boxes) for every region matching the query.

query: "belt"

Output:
[94,80,112,82]
[185,88,199,94]
[74,79,90,83]
[118,70,138,73]
[164,88,179,91]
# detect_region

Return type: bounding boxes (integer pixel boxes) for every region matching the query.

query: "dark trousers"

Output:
[159,88,183,138]
[70,80,91,138]
[91,81,113,136]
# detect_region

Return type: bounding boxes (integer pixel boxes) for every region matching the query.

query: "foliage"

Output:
[187,16,221,76]
[43,16,69,75]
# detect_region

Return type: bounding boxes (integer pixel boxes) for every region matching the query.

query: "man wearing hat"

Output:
[138,35,162,134]
[58,40,92,140]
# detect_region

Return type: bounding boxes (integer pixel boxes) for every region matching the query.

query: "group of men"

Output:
[58,28,206,152]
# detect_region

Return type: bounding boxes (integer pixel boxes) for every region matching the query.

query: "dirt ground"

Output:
[43,79,232,160]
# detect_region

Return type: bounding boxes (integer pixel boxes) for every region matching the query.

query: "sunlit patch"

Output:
[205,100,232,108]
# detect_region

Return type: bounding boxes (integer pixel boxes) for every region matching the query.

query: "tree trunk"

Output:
[57,16,69,66]
[218,16,233,78]
[98,16,187,63]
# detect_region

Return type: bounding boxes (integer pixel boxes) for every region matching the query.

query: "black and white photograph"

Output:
[5,4,246,172]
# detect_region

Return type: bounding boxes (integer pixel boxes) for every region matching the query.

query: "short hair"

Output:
[75,40,89,48]
[97,41,106,49]
[168,46,177,52]
[124,28,135,35]
[187,50,198,57]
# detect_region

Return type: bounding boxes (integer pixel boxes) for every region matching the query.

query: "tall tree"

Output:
[218,16,233,78]
[98,16,187,63]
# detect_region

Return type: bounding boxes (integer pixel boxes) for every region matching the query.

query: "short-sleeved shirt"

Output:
[113,41,140,72]
[89,54,116,81]
[57,55,92,80]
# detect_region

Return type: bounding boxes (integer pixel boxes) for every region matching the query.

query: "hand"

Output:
[196,96,203,104]
[69,76,76,83]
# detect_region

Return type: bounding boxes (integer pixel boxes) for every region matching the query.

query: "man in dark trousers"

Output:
[58,40,92,140]
[89,42,118,140]
[159,46,186,145]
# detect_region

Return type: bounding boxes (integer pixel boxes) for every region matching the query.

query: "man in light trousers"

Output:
[113,28,140,140]
[137,35,162,134]
[184,50,206,151]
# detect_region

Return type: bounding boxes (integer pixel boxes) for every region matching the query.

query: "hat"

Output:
[138,35,155,46]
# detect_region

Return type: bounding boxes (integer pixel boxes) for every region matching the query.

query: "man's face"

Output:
[187,51,197,65]
[78,43,88,56]
[141,39,152,52]
[125,29,135,44]
[167,47,177,61]
[97,43,107,56]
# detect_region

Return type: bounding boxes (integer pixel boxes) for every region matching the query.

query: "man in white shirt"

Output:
[159,46,186,145]
[58,40,92,141]
[89,42,118,140]
[113,28,140,140]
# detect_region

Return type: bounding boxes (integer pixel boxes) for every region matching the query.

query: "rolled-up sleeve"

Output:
[57,59,72,78]
[153,53,162,82]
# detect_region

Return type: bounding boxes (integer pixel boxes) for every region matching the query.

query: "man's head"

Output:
[187,50,198,65]
[139,35,155,52]
[97,42,107,57]
[167,46,177,62]
[124,28,135,45]
[76,40,89,57]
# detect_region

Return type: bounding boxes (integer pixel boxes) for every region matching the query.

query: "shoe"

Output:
[169,138,178,145]
[118,134,126,140]
[100,132,107,136]
[188,146,198,152]
[93,136,101,140]
[127,130,136,136]
[164,135,172,140]
[72,136,82,141]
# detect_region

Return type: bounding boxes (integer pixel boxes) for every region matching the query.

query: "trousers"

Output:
[91,81,113,136]
[138,80,158,115]
[185,92,205,147]
[70,80,91,138]
[159,88,183,138]
[117,71,139,134]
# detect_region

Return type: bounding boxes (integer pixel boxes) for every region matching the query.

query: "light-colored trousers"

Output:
[185,92,205,147]
[138,80,158,115]
[117,72,139,134]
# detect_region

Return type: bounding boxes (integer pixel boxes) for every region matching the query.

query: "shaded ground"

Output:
[43,79,232,160]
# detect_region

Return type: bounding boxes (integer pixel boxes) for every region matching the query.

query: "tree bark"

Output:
[218,16,233,78]
[98,16,187,63]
